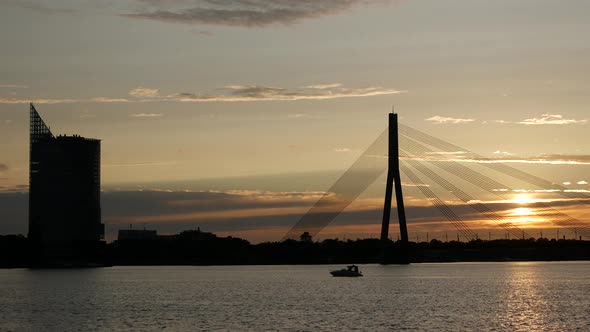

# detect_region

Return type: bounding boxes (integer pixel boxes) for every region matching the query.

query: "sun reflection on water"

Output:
[497,265,551,331]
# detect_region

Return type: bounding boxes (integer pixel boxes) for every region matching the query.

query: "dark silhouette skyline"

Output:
[4,230,590,268]
[2,106,585,268]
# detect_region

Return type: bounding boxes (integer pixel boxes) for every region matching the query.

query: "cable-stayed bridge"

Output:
[283,113,590,255]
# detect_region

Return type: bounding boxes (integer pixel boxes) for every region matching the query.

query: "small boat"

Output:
[330,265,363,277]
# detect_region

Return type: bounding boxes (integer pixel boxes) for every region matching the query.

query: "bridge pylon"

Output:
[380,112,410,264]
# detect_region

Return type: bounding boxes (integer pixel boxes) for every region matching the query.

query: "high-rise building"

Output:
[28,103,104,264]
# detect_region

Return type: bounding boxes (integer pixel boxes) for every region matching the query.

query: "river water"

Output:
[1,262,589,331]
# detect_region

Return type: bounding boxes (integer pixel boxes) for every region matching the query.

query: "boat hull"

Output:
[330,270,363,277]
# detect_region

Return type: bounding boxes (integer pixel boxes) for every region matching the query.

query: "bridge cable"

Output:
[401,149,531,238]
[282,123,589,241]
[400,135,530,238]
[399,124,590,202]
[282,129,388,240]
[400,133,590,239]
[399,159,477,241]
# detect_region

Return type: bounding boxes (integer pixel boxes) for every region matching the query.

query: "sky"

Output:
[1,0,589,242]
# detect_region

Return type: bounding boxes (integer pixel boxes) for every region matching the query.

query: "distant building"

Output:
[116,227,216,241]
[118,229,158,241]
[177,228,217,241]
[28,104,104,264]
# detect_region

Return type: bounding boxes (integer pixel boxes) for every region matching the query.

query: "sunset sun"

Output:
[509,193,536,220]
[512,193,535,205]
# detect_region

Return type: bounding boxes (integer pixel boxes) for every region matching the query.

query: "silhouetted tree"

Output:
[300,232,313,242]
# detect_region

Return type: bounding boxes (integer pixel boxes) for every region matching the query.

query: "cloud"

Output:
[495,154,590,165]
[129,113,163,118]
[174,85,406,102]
[64,190,590,240]
[98,189,478,237]
[424,151,467,156]
[0,98,77,104]
[518,114,587,125]
[401,182,430,187]
[0,84,28,89]
[425,155,590,166]
[305,83,343,89]
[425,116,475,124]
[333,148,351,153]
[0,84,404,104]
[0,97,126,104]
[578,181,588,185]
[493,150,514,156]
[406,149,590,166]
[2,0,77,14]
[129,87,160,98]
[91,97,130,103]
[122,0,394,28]
[2,188,589,242]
